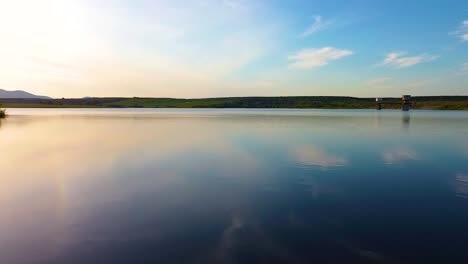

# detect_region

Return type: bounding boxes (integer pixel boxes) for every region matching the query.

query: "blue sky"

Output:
[0,0,467,98]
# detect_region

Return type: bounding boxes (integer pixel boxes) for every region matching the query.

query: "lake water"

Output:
[1,109,468,264]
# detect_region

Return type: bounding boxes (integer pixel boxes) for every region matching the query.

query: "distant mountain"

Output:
[0,89,51,99]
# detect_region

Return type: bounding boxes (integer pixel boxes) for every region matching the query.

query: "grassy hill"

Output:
[1,96,468,110]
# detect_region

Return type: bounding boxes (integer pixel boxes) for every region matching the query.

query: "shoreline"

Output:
[1,96,468,110]
[3,107,468,112]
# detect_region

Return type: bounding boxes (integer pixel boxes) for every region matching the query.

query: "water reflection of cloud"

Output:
[382,147,419,164]
[339,241,394,264]
[0,114,265,263]
[2,110,465,263]
[455,173,468,199]
[213,214,301,263]
[0,115,266,226]
[215,215,244,261]
[291,146,348,168]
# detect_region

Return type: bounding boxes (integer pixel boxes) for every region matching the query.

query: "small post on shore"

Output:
[375,98,382,110]
[401,95,411,111]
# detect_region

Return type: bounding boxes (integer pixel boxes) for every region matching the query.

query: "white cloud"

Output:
[288,47,353,69]
[381,52,438,68]
[450,20,468,42]
[300,16,332,37]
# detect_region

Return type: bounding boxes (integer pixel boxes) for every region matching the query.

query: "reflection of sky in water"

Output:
[1,109,468,263]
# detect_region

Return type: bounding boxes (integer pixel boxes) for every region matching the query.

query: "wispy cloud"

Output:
[381,52,438,68]
[222,0,249,11]
[0,0,274,98]
[450,20,468,42]
[288,47,353,69]
[365,77,391,87]
[360,76,441,97]
[461,63,468,75]
[223,0,239,9]
[300,16,332,37]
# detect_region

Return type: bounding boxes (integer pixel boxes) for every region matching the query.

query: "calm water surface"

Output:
[1,109,468,264]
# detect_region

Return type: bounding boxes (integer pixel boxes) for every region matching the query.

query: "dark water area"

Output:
[1,109,468,264]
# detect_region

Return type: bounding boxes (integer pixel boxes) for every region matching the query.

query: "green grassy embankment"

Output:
[1,96,467,110]
[103,97,468,110]
[104,97,385,109]
[0,103,101,108]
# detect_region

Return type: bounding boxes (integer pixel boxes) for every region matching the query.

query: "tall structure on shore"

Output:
[402,95,411,111]
[376,98,382,110]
